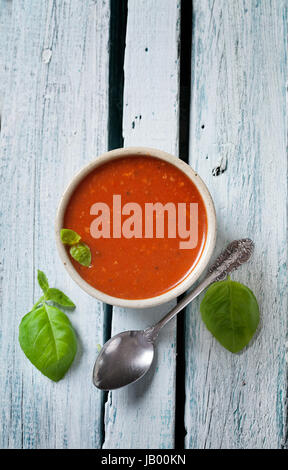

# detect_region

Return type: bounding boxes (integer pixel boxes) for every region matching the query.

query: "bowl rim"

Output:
[55,146,217,308]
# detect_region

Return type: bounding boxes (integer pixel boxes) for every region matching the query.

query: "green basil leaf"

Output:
[37,270,49,294]
[70,242,91,267]
[31,296,45,311]
[200,278,260,353]
[19,304,77,382]
[60,228,81,245]
[46,288,76,309]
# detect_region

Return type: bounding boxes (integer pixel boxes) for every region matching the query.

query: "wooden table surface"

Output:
[0,0,287,449]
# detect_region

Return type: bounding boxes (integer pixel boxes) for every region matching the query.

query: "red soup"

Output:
[64,156,207,299]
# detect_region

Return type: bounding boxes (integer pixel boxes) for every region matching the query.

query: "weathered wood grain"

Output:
[0,0,109,448]
[103,0,181,449]
[185,0,288,449]
[2,0,286,451]
[0,0,12,118]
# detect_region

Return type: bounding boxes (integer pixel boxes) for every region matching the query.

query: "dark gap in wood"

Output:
[100,303,113,446]
[108,0,128,150]
[179,0,192,165]
[175,0,193,450]
[100,0,128,449]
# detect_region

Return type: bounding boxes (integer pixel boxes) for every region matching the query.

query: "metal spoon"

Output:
[93,239,254,390]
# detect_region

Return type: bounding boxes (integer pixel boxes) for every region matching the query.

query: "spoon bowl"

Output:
[93,330,154,390]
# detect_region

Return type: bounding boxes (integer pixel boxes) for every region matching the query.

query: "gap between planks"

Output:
[100,0,128,448]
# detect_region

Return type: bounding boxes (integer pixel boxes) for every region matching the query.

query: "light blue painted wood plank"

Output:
[0,0,12,116]
[0,0,110,448]
[103,0,181,449]
[185,0,287,449]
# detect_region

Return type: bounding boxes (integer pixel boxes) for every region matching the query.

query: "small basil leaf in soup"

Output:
[37,270,49,295]
[200,278,260,353]
[19,304,77,382]
[60,228,81,245]
[46,288,76,309]
[70,242,91,267]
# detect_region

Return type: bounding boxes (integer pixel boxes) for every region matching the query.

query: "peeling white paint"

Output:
[41,48,52,64]
[186,0,288,450]
[0,0,110,449]
[103,0,180,450]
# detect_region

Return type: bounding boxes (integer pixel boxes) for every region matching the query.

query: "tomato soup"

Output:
[64,156,207,299]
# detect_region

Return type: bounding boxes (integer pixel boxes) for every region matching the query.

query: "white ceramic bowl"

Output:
[55,147,216,308]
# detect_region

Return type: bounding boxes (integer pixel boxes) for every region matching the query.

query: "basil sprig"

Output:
[200,277,260,353]
[19,270,77,382]
[60,229,91,267]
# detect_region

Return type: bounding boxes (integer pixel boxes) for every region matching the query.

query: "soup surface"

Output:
[64,156,207,299]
